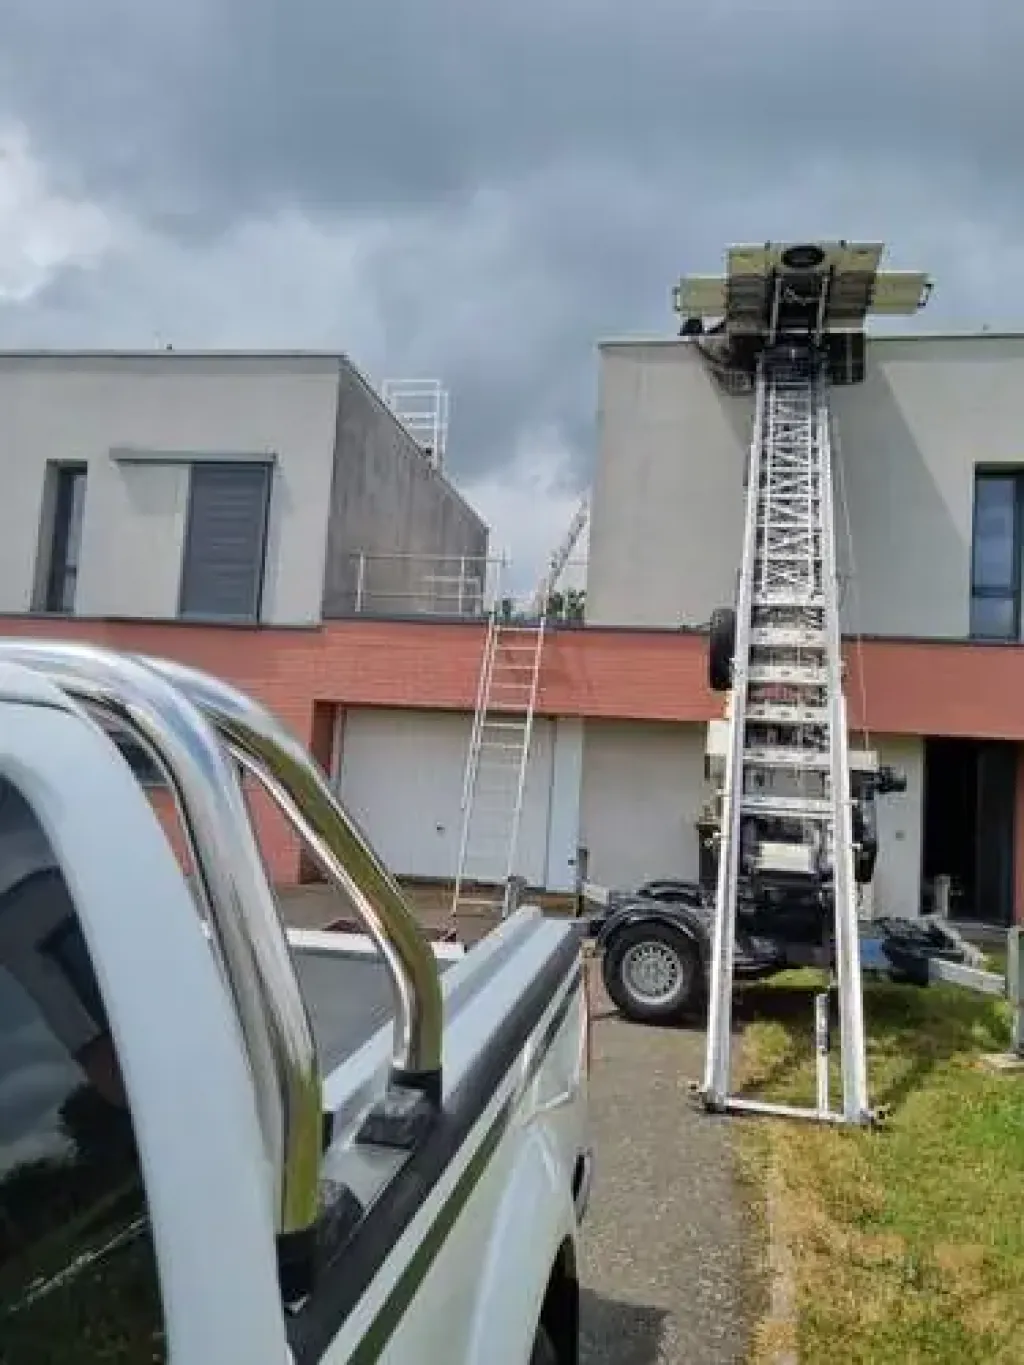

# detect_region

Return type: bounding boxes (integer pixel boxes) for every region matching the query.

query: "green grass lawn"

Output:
[737,969,1024,1365]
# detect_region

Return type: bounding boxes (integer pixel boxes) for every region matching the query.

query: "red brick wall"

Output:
[0,617,316,882]
[8,613,1024,887]
[298,701,340,884]
[9,613,1024,738]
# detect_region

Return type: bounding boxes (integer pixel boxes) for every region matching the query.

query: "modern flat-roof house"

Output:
[0,350,491,883]
[0,351,487,626]
[4,336,1024,928]
[583,330,1024,926]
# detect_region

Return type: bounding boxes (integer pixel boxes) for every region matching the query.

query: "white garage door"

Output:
[580,720,706,891]
[337,708,555,885]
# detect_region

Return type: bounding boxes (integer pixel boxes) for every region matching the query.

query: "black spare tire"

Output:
[708,607,736,692]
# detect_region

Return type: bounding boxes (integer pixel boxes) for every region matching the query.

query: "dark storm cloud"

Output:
[0,1,1022,488]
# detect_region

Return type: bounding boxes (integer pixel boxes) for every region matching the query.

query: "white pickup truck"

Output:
[0,640,592,1365]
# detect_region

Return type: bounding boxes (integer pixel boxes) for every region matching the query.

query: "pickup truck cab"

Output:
[0,640,592,1364]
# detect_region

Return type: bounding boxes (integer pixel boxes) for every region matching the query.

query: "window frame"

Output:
[0,699,290,1363]
[102,724,167,789]
[0,798,164,1356]
[177,459,273,624]
[970,467,1024,641]
[38,461,88,615]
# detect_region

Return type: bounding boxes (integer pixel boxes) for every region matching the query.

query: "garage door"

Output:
[580,720,706,891]
[336,709,555,885]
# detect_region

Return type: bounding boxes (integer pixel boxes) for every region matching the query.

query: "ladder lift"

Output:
[449,498,590,927]
[676,242,932,1125]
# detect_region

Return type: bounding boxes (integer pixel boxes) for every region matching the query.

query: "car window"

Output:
[0,775,166,1363]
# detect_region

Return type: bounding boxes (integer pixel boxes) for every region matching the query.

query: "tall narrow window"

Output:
[970,471,1022,640]
[178,461,272,621]
[41,463,88,614]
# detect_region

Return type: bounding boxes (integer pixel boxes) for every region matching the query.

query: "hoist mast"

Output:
[675,242,931,1125]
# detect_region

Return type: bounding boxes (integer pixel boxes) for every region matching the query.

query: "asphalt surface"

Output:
[580,964,752,1365]
[282,889,754,1363]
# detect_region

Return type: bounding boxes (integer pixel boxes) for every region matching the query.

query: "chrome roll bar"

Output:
[139,653,444,1085]
[0,638,444,1241]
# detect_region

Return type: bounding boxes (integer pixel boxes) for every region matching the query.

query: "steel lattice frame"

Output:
[701,354,870,1125]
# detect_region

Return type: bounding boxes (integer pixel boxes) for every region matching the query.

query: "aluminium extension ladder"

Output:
[699,348,871,1125]
[449,605,545,924]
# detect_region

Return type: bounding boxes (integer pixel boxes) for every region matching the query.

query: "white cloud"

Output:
[461,427,589,603]
[0,124,114,302]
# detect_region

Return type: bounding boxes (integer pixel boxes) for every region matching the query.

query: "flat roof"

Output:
[598,329,1024,349]
[0,349,354,369]
[0,348,351,357]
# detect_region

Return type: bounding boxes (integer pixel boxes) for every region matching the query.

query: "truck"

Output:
[589,714,974,1025]
[0,638,592,1364]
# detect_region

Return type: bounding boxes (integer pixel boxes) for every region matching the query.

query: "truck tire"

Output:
[708,608,736,693]
[530,1324,558,1365]
[602,921,701,1024]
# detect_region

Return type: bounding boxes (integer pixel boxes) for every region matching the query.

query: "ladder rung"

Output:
[747,663,829,686]
[753,591,825,608]
[742,745,831,770]
[745,702,829,725]
[755,545,820,556]
[740,793,833,818]
[748,626,826,648]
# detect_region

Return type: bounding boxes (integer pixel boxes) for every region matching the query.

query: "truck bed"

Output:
[291,936,458,1073]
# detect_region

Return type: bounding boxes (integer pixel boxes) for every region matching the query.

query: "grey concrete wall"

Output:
[321,361,489,618]
[0,353,341,625]
[587,333,1024,640]
[587,341,749,630]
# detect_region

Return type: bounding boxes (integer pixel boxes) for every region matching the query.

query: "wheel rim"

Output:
[621,939,684,1005]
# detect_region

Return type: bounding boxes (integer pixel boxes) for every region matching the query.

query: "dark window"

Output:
[38,464,88,614]
[970,471,1024,640]
[0,777,165,1361]
[178,462,272,621]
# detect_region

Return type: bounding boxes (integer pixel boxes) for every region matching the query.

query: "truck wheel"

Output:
[708,607,736,693]
[602,922,700,1024]
[529,1324,557,1365]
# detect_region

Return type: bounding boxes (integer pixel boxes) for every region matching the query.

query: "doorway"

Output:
[922,737,1017,925]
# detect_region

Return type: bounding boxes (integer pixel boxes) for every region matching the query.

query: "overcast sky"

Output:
[0,1,1021,592]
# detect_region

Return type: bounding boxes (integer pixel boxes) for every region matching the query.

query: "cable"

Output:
[830,399,871,753]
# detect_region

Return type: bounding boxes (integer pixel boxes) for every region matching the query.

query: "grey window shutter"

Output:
[179,462,271,619]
